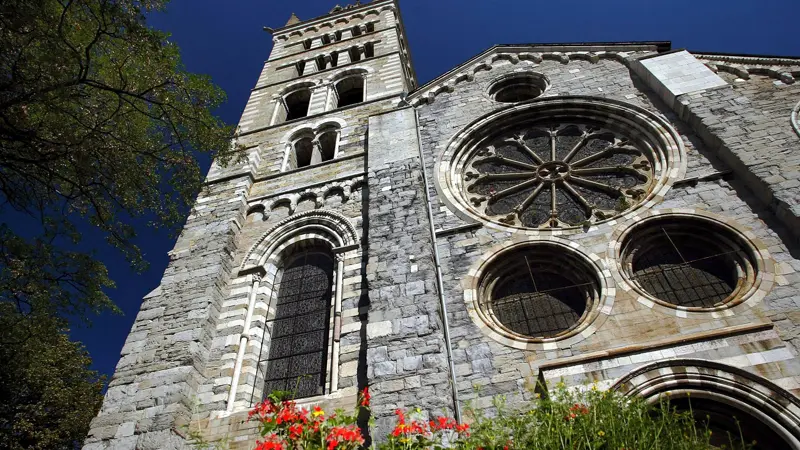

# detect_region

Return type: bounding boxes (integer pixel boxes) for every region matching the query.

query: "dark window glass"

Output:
[631,229,738,308]
[492,265,586,338]
[293,138,313,168]
[336,77,364,108]
[668,397,791,450]
[263,250,333,399]
[318,131,337,161]
[284,89,311,121]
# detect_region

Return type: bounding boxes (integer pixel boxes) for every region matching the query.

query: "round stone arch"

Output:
[227,210,360,410]
[462,235,615,351]
[606,208,775,319]
[240,209,359,273]
[612,359,800,448]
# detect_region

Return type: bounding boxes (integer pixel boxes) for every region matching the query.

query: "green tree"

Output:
[0,0,236,322]
[0,309,105,450]
[0,1,236,447]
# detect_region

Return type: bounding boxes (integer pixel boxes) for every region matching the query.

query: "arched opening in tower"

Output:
[336,77,364,108]
[284,89,312,121]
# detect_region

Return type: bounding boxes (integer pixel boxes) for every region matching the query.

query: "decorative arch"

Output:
[277,80,318,97]
[227,210,360,410]
[613,359,800,448]
[240,210,359,273]
[325,66,373,83]
[279,117,347,145]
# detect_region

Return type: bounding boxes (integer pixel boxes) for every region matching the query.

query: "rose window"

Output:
[463,123,655,228]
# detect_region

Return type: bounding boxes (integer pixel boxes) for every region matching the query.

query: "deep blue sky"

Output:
[70,0,799,381]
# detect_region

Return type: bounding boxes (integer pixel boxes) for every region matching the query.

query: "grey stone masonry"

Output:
[85,2,800,446]
[84,176,250,450]
[634,51,800,246]
[365,109,455,438]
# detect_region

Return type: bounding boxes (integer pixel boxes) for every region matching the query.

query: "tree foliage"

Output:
[0,1,235,446]
[0,309,105,450]
[0,0,235,321]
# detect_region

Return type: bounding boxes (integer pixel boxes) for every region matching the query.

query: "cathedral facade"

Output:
[84,1,800,448]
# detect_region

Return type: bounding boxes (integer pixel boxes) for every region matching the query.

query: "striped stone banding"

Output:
[612,358,800,446]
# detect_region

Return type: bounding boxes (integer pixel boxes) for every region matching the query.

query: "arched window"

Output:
[317,128,339,162]
[284,89,312,121]
[284,125,341,170]
[365,22,375,33]
[364,42,375,59]
[315,55,327,71]
[295,61,306,77]
[292,136,314,168]
[262,247,334,398]
[335,76,365,108]
[351,25,362,37]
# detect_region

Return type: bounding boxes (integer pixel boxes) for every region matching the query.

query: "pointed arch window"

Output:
[262,247,334,398]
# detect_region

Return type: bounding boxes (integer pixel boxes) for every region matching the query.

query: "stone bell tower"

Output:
[83,1,433,449]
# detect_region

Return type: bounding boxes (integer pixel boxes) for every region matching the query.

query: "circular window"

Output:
[489,73,549,103]
[438,97,684,233]
[477,243,601,341]
[620,215,757,310]
[464,121,654,228]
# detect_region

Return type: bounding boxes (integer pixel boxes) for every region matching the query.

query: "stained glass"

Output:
[463,123,654,228]
[263,250,333,399]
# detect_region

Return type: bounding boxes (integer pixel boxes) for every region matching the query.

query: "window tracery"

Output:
[463,122,654,228]
[439,97,685,232]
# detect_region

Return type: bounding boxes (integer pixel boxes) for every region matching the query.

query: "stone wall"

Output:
[84,177,250,449]
[413,48,800,416]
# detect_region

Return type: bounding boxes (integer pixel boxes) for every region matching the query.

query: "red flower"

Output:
[359,386,371,407]
[254,434,285,450]
[288,423,304,439]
